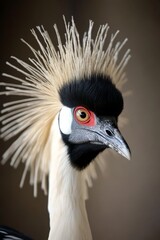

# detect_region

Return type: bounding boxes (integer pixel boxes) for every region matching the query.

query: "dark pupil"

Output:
[80,111,87,119]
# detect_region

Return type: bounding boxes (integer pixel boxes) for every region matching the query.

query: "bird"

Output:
[0,17,131,240]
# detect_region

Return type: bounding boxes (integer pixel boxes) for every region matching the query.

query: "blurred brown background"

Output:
[0,0,160,239]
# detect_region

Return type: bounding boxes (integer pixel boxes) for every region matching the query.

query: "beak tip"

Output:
[126,153,131,160]
[119,147,131,161]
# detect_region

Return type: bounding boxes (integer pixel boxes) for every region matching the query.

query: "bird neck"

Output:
[48,116,92,240]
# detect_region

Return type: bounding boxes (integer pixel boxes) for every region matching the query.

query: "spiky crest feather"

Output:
[0,17,130,196]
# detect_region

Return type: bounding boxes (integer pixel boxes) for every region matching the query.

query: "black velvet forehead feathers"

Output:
[59,74,124,118]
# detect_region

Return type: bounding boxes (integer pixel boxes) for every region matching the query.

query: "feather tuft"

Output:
[0,17,130,195]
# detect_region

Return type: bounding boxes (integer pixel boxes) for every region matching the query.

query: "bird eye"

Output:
[76,109,90,122]
[74,106,95,126]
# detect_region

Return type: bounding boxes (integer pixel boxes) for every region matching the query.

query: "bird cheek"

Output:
[59,106,73,134]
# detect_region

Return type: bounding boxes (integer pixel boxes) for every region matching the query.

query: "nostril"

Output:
[106,129,113,137]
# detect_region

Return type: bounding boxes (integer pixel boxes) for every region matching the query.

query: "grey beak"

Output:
[107,128,131,160]
[95,118,131,160]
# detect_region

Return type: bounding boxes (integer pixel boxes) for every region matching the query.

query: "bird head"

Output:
[0,17,131,195]
[58,75,130,170]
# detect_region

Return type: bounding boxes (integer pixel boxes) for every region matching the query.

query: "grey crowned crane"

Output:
[0,18,131,240]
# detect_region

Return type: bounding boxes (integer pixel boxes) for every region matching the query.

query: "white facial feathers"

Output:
[59,107,73,135]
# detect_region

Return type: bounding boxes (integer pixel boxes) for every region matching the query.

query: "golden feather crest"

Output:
[0,17,130,195]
